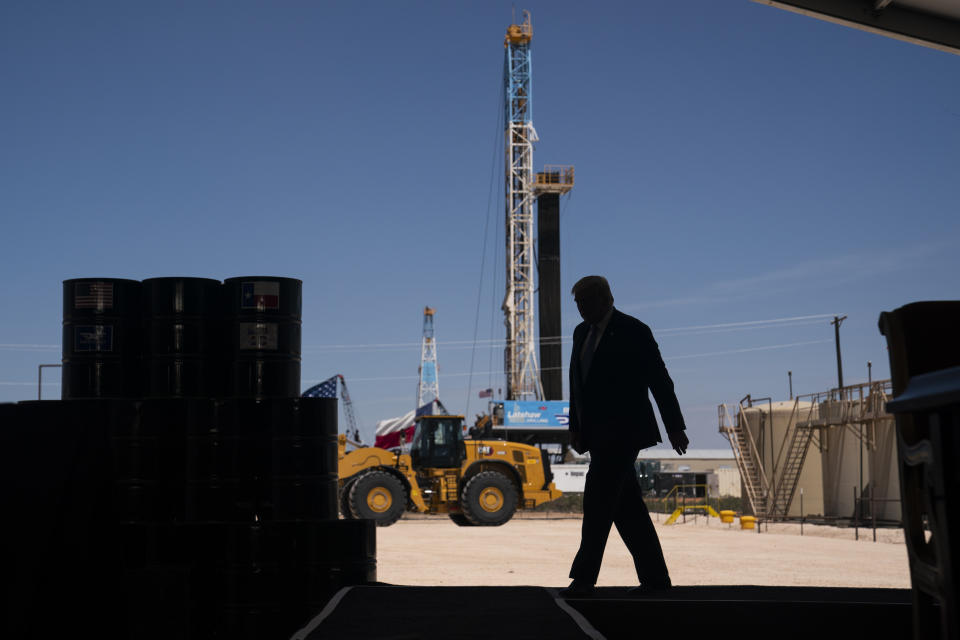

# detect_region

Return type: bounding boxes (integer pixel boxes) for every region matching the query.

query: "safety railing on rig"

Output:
[535,165,574,187]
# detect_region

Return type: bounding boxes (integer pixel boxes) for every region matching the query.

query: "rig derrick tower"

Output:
[417,306,440,407]
[503,11,542,401]
[502,12,574,402]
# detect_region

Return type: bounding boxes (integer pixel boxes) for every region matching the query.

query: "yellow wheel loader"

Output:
[337,414,562,526]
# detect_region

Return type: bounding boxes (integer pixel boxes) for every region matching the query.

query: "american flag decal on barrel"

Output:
[74,281,114,309]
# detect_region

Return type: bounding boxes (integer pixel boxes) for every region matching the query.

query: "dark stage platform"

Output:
[294,585,913,640]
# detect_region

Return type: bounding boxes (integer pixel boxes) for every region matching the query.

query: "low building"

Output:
[553,448,740,497]
[637,448,740,498]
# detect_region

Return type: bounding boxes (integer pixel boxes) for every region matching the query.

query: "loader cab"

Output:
[410,415,466,469]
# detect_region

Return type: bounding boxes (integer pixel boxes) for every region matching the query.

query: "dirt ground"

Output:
[376,514,911,589]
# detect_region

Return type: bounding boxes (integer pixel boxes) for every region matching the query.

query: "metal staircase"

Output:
[769,408,814,518]
[718,403,768,521]
[721,380,897,523]
[769,398,830,518]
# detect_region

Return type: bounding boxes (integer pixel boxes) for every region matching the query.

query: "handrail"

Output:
[652,483,716,518]
[536,165,574,185]
[37,363,61,400]
[719,402,765,518]
[737,399,770,489]
[772,396,801,484]
[771,422,813,518]
[659,483,710,503]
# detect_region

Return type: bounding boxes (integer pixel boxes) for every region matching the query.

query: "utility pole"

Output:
[862,360,871,508]
[831,315,847,391]
[788,371,793,400]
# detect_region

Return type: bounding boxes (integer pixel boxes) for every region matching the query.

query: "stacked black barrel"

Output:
[142,277,222,398]
[62,277,142,398]
[223,276,302,399]
[60,276,303,401]
[2,276,374,640]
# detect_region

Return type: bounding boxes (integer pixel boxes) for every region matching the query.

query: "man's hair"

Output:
[571,275,613,303]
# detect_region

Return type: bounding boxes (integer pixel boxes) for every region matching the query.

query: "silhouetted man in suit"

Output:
[561,275,688,597]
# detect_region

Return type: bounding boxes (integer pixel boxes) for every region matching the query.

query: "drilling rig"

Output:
[502,11,573,403]
[334,15,576,525]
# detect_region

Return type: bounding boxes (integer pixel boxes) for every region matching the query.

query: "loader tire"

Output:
[348,470,407,527]
[339,479,356,519]
[448,513,475,526]
[460,470,518,526]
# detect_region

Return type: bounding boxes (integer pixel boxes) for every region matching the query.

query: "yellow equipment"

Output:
[664,504,721,525]
[659,483,721,525]
[337,414,562,526]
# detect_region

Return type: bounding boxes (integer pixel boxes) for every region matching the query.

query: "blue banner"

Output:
[502,400,569,429]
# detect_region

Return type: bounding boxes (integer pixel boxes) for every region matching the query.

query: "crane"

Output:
[337,374,361,443]
[303,374,362,444]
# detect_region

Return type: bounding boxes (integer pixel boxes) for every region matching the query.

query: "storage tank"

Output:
[820,394,900,521]
[820,398,867,519]
[868,417,901,521]
[739,400,824,517]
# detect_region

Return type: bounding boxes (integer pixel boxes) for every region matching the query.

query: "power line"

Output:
[0,313,842,354]
[665,339,833,360]
[316,313,839,349]
[4,339,833,391]
[466,73,506,420]
[0,344,59,350]
[301,338,834,384]
[0,381,60,386]
[655,313,840,334]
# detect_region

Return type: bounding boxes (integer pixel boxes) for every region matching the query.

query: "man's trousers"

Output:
[568,445,670,585]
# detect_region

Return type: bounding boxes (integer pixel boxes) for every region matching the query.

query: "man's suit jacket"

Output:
[569,308,686,453]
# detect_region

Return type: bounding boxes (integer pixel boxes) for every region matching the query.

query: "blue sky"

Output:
[2,1,957,448]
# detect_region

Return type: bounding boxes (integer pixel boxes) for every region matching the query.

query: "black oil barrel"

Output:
[185,398,261,522]
[210,523,309,640]
[266,397,338,521]
[109,399,159,523]
[121,562,203,640]
[115,520,374,638]
[142,277,223,398]
[111,398,190,526]
[222,277,301,399]
[62,278,142,398]
[297,519,377,605]
[207,521,374,637]
[11,399,121,636]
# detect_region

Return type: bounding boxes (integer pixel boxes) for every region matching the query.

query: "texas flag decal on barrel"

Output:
[241,281,280,310]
